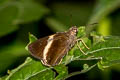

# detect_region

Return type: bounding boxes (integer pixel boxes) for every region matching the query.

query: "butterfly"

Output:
[28,27,89,66]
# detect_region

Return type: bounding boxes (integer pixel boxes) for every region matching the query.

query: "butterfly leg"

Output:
[76,39,89,55]
[76,40,87,55]
[77,39,90,49]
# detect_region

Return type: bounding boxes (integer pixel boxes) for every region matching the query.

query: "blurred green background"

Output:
[0,0,120,80]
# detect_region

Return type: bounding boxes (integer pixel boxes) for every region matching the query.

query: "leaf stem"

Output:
[73,57,102,61]
[62,64,97,80]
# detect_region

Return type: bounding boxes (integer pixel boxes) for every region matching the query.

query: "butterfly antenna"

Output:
[70,14,73,26]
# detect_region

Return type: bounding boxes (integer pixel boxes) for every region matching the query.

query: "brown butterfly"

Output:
[28,27,89,66]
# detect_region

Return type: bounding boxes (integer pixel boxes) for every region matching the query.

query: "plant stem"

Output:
[62,64,97,80]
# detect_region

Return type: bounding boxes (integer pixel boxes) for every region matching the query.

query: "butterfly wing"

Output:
[28,32,76,66]
[28,36,49,60]
[45,33,72,66]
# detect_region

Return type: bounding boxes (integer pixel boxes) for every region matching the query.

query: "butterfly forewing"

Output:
[45,33,71,66]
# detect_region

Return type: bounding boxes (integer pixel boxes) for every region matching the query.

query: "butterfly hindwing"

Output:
[28,36,49,60]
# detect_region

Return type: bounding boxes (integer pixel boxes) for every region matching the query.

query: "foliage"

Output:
[2,27,120,80]
[0,0,120,80]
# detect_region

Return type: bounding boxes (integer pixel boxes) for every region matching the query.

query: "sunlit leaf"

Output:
[86,0,120,34]
[25,33,37,51]
[54,64,68,80]
[6,57,55,80]
[81,36,120,69]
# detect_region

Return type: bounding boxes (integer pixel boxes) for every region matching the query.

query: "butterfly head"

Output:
[68,26,78,36]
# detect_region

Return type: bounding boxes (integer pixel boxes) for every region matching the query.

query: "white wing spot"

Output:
[43,35,54,63]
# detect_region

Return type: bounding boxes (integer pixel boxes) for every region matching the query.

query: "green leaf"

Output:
[25,33,37,51]
[66,27,120,70]
[86,0,120,33]
[28,33,38,43]
[6,57,55,80]
[0,24,18,37]
[0,0,49,37]
[0,0,11,5]
[97,17,111,36]
[15,0,49,23]
[0,75,8,80]
[0,41,28,75]
[84,36,120,69]
[77,26,86,38]
[54,64,68,80]
[0,2,19,37]
[28,69,55,80]
[63,64,97,80]
[89,0,120,23]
